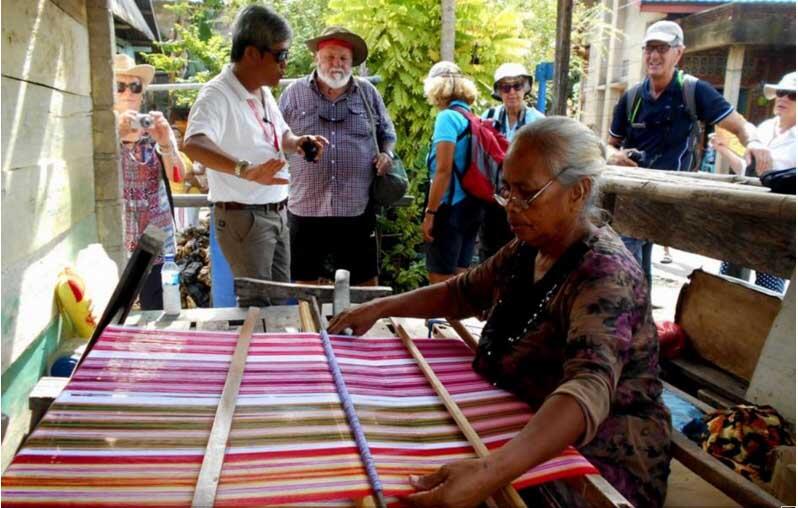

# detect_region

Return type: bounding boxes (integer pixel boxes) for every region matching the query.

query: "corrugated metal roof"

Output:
[112,0,156,41]
[642,0,794,3]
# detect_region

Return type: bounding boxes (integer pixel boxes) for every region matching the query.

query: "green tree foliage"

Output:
[326,0,529,291]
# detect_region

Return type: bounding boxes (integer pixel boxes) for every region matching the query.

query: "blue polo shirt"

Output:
[427,100,472,205]
[609,70,734,171]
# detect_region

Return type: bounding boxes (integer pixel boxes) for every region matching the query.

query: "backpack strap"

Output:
[678,70,699,122]
[626,82,643,124]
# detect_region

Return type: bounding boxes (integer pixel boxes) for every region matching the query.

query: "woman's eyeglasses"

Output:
[494,168,569,210]
[116,81,143,94]
[498,82,525,94]
[260,47,290,63]
[775,90,796,101]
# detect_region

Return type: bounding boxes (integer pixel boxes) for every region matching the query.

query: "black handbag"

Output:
[356,79,408,207]
[760,167,796,195]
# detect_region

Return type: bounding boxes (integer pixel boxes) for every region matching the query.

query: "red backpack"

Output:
[451,105,509,202]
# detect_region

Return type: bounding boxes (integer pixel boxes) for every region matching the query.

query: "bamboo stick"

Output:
[391,318,526,508]
[447,319,480,352]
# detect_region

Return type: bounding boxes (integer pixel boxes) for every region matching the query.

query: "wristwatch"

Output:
[234,159,251,177]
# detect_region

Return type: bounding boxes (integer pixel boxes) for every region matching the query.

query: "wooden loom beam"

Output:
[391,319,527,508]
[192,307,260,507]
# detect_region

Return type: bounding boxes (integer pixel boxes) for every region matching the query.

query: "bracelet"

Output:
[425,208,437,216]
[155,143,174,156]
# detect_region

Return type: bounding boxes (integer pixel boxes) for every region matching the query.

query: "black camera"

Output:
[626,149,646,165]
[300,139,318,162]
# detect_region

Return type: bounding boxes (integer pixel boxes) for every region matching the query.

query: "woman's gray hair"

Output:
[231,5,292,62]
[512,116,607,221]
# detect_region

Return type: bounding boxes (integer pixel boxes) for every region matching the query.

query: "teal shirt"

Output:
[427,100,472,205]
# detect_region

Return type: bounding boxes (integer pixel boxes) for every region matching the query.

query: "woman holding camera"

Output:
[114,53,185,310]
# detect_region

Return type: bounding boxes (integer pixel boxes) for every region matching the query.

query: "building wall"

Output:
[1,0,99,470]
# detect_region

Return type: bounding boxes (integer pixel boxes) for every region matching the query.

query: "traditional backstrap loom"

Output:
[3,325,598,506]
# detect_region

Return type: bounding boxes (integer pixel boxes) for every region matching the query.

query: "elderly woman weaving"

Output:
[329,117,671,508]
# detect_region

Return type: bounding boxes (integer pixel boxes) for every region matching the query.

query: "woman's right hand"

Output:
[117,110,141,140]
[422,213,435,243]
[328,299,386,336]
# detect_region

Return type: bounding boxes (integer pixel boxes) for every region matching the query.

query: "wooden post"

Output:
[599,0,621,137]
[334,269,351,316]
[552,0,574,115]
[87,0,125,268]
[746,272,796,423]
[440,0,456,61]
[716,45,745,174]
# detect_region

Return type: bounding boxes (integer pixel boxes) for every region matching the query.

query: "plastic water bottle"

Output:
[161,255,182,314]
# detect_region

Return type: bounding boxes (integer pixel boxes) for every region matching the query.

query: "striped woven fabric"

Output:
[3,326,597,506]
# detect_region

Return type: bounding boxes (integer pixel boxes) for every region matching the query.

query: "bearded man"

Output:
[279,26,396,286]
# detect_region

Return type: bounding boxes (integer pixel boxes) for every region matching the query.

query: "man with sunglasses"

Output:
[184,5,326,302]
[279,27,397,287]
[479,63,545,262]
[606,20,772,285]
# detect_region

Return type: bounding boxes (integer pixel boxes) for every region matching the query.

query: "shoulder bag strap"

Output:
[355,79,380,154]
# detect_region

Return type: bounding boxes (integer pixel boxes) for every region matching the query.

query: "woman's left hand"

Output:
[406,459,497,508]
[146,111,172,148]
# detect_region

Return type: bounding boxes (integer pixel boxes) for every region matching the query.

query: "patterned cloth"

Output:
[279,73,396,217]
[687,405,794,482]
[2,327,598,506]
[445,225,672,507]
[120,139,176,263]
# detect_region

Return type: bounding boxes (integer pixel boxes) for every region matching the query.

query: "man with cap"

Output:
[279,26,397,286]
[114,53,185,310]
[606,20,772,284]
[183,5,326,304]
[479,63,545,261]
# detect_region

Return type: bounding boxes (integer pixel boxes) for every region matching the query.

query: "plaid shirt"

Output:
[279,73,396,217]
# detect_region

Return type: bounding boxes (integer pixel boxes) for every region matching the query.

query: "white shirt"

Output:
[757,117,796,171]
[186,64,290,204]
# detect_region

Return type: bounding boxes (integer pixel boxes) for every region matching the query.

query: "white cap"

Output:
[643,20,684,46]
[427,61,462,80]
[492,63,532,99]
[763,72,797,100]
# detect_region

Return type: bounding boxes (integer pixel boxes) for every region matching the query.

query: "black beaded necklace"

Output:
[475,238,590,378]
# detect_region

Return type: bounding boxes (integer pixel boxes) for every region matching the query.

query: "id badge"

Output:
[631,122,646,129]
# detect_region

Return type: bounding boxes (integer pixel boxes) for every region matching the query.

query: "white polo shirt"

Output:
[186,64,290,204]
[757,117,796,171]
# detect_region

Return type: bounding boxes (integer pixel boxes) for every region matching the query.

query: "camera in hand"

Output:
[626,149,646,165]
[131,113,154,130]
[300,139,318,162]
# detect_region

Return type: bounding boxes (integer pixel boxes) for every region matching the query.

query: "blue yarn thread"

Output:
[319,328,387,508]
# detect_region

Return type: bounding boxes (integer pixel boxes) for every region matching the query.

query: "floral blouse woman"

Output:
[330,117,672,508]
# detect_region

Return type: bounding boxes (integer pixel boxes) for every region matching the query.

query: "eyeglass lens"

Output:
[643,45,671,55]
[117,81,143,94]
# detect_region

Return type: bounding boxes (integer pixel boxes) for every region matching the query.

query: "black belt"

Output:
[215,199,287,212]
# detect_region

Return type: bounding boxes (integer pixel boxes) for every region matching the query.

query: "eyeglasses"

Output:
[642,44,673,55]
[116,81,143,94]
[260,47,290,63]
[498,82,525,94]
[494,168,568,210]
[775,90,796,101]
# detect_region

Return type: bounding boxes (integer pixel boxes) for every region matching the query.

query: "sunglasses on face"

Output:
[116,81,143,94]
[498,82,525,94]
[775,90,796,100]
[260,47,290,63]
[642,44,673,55]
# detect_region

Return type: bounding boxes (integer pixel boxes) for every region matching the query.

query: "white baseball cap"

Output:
[763,72,797,100]
[644,20,684,46]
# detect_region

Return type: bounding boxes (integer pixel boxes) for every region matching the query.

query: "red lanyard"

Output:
[246,98,280,152]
